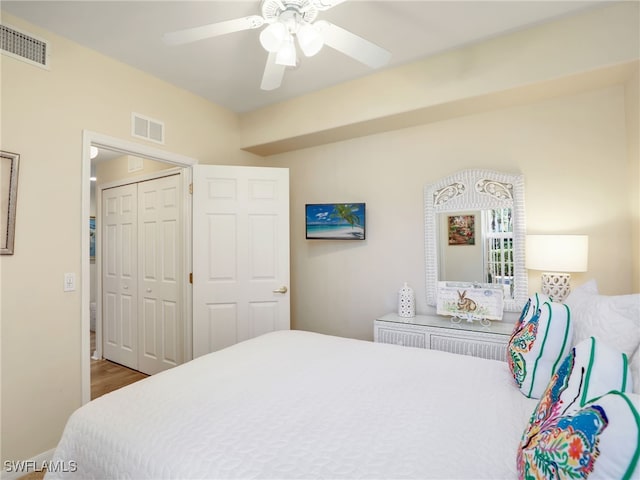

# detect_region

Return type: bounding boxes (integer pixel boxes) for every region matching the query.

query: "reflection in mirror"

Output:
[438,208,514,299]
[425,169,527,312]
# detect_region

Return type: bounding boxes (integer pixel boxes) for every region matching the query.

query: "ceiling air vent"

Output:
[131,113,165,144]
[0,24,50,69]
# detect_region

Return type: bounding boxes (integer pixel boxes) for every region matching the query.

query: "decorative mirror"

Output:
[424,169,527,313]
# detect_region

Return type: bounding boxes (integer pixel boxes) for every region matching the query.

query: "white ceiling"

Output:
[2,1,608,113]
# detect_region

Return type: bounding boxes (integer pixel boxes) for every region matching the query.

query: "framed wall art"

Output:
[448,214,475,245]
[1,151,20,255]
[305,203,365,240]
[90,216,96,261]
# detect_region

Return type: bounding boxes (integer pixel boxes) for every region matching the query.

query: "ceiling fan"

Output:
[163,0,392,91]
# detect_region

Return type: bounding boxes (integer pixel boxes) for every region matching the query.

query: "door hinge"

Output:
[189,272,193,284]
[189,183,193,194]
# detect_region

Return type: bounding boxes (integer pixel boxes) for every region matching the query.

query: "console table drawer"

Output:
[375,326,427,348]
[429,334,507,362]
[374,313,513,362]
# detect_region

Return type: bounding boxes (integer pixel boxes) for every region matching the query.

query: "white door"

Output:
[137,174,183,375]
[102,183,138,369]
[192,165,290,357]
[102,173,184,375]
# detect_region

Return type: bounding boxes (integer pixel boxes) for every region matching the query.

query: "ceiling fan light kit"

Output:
[275,35,298,66]
[163,0,391,90]
[297,23,324,57]
[259,21,287,52]
[259,4,324,64]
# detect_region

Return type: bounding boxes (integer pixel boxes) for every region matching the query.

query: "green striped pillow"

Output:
[557,337,633,410]
[508,294,573,398]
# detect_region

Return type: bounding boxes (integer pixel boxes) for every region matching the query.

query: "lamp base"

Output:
[541,272,571,302]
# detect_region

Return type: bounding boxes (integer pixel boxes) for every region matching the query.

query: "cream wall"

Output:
[95,155,174,187]
[0,13,259,464]
[266,85,635,340]
[626,66,640,292]
[1,2,639,469]
[240,2,639,155]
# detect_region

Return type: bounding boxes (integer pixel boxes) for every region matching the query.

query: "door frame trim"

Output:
[81,130,197,404]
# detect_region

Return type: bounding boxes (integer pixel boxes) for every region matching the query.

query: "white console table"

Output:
[374,312,514,362]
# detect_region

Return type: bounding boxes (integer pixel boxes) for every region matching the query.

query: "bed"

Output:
[47,330,538,479]
[47,281,640,479]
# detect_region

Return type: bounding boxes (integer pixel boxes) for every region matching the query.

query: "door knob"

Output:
[272,286,288,294]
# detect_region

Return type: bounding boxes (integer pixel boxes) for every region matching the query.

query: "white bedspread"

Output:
[47,330,537,479]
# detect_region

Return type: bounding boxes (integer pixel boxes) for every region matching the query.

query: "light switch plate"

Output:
[64,272,76,292]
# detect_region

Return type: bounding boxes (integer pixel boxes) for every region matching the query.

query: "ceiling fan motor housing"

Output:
[261,0,319,25]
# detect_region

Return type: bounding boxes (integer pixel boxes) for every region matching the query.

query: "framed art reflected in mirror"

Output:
[1,151,20,255]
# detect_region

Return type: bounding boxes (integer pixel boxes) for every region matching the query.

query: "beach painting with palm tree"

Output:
[306,203,366,240]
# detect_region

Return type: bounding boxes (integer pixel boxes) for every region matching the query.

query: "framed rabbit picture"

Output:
[436,281,504,325]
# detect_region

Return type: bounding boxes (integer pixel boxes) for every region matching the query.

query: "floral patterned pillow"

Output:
[508,293,573,398]
[517,390,639,479]
[518,338,637,479]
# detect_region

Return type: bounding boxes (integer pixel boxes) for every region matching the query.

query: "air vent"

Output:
[131,113,165,144]
[0,24,50,69]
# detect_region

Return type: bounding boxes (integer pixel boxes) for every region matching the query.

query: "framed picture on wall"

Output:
[1,151,20,255]
[90,216,96,261]
[305,203,366,240]
[448,214,475,245]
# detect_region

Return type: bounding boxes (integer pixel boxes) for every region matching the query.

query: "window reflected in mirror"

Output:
[485,208,514,298]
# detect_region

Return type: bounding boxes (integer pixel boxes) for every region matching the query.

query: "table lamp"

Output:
[525,234,589,302]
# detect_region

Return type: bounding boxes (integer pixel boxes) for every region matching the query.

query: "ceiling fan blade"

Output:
[315,20,391,69]
[163,15,264,46]
[261,52,286,91]
[311,0,348,11]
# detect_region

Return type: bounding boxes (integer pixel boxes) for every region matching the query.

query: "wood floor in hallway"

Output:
[90,331,148,400]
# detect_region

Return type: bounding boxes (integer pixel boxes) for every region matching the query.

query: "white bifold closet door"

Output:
[102,173,183,375]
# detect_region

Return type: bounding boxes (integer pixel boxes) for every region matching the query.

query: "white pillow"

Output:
[563,337,633,408]
[630,346,640,394]
[508,294,573,399]
[564,280,640,360]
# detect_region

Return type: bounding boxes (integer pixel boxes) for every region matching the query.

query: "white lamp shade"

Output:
[526,235,589,272]
[297,23,323,57]
[259,22,287,53]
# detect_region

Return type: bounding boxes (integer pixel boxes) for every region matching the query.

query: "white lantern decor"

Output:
[398,282,415,318]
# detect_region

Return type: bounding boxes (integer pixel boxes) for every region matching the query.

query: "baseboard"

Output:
[2,448,55,480]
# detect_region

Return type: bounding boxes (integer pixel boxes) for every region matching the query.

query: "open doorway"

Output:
[81,131,197,404]
[90,149,185,398]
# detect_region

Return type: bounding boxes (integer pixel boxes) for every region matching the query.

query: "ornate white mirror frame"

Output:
[424,169,527,313]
